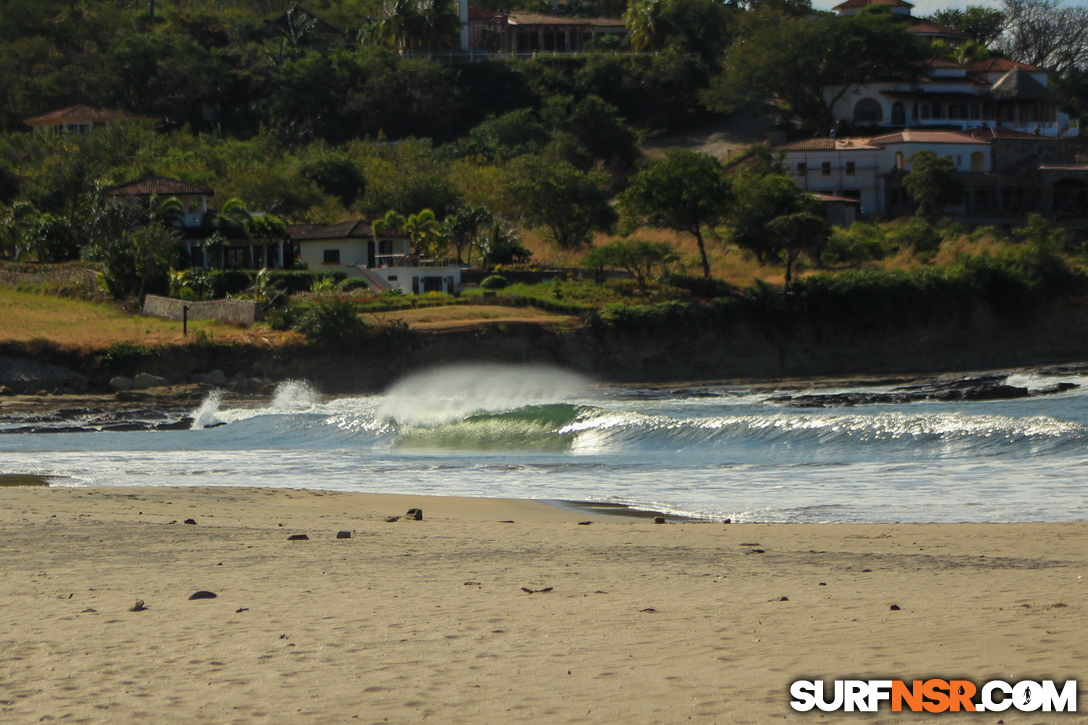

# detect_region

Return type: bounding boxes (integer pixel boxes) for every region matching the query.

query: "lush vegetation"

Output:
[2,0,1088,350]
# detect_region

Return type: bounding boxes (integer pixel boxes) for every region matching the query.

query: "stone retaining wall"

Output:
[143,295,261,326]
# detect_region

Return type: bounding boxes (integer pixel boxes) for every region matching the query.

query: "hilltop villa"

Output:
[825,0,1078,139]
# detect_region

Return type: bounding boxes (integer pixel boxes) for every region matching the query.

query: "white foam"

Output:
[270,380,318,411]
[190,390,224,430]
[375,363,592,427]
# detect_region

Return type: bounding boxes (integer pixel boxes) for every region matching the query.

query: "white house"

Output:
[289,220,461,294]
[779,128,1088,220]
[778,130,991,216]
[824,0,1078,139]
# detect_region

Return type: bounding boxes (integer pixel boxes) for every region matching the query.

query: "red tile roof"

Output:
[103,176,213,197]
[965,126,1044,139]
[506,13,625,27]
[834,0,913,10]
[868,130,988,145]
[778,137,877,151]
[24,105,123,127]
[908,18,969,39]
[967,58,1044,73]
[287,220,374,241]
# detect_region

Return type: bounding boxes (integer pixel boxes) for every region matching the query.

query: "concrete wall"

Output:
[143,295,261,326]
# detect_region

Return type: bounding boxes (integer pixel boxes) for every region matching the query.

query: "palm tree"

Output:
[421,0,460,52]
[379,0,427,54]
[372,209,407,239]
[0,201,41,261]
[404,209,441,257]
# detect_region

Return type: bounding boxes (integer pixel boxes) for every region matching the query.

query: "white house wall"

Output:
[787,149,881,216]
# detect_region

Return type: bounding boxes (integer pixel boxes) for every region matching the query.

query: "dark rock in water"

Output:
[889,604,901,611]
[183,518,196,525]
[286,534,309,541]
[384,516,400,522]
[336,530,351,539]
[405,508,423,521]
[767,373,1076,408]
[653,516,665,524]
[189,591,217,600]
[578,521,593,526]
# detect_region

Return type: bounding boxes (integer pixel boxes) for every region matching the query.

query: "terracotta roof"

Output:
[923,58,966,69]
[813,193,862,204]
[103,176,213,197]
[287,220,373,241]
[24,105,123,127]
[965,126,1044,139]
[987,68,1057,101]
[777,137,877,151]
[908,18,969,39]
[506,13,625,27]
[967,58,1044,74]
[868,130,988,144]
[834,0,913,10]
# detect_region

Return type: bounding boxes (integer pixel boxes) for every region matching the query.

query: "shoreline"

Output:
[0,485,1084,722]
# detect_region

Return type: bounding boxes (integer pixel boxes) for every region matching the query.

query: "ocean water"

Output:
[2,363,1088,523]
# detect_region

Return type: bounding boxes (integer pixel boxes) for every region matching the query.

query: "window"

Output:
[821,162,831,176]
[846,162,856,176]
[956,155,963,167]
[895,152,904,170]
[323,249,341,264]
[796,163,807,177]
[853,98,882,125]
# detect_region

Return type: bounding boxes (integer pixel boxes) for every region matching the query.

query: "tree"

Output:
[441,205,491,264]
[996,0,1088,73]
[624,0,736,67]
[728,172,822,263]
[0,200,39,260]
[404,208,442,257]
[505,156,616,250]
[930,7,1007,45]
[618,149,730,279]
[903,151,963,220]
[765,211,829,285]
[706,7,928,133]
[83,222,181,299]
[583,239,680,292]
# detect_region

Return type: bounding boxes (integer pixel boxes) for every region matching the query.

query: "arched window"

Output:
[891,102,906,126]
[853,98,883,125]
[895,152,904,170]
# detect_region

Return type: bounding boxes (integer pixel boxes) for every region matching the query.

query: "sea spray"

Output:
[190,390,224,430]
[270,380,318,411]
[376,363,592,427]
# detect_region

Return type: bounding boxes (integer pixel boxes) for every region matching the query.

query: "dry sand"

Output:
[1,486,1085,724]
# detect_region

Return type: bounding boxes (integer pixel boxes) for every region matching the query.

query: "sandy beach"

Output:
[1,485,1084,723]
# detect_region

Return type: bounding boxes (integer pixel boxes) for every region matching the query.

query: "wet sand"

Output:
[0,486,1084,723]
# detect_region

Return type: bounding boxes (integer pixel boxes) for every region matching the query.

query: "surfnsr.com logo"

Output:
[790,679,1077,713]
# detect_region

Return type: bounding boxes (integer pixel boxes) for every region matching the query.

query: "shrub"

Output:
[95,341,153,369]
[480,274,508,289]
[340,278,375,292]
[660,274,735,299]
[294,296,370,349]
[821,222,887,265]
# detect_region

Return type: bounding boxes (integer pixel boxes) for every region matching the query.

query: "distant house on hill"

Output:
[777,129,1088,221]
[24,105,127,135]
[824,0,1077,139]
[288,220,461,294]
[103,176,290,269]
[833,0,969,42]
